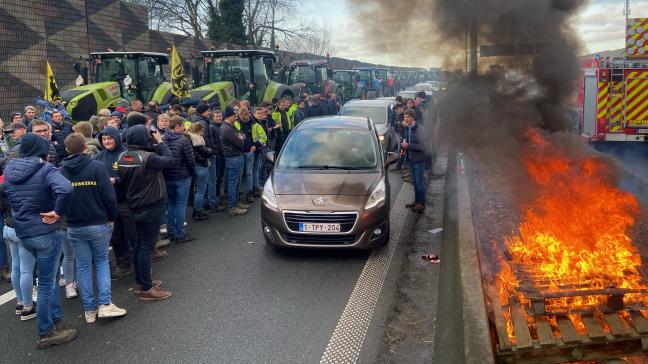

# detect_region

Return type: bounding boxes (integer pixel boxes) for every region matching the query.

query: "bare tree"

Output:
[124,0,216,38]
[243,0,319,49]
[286,22,334,56]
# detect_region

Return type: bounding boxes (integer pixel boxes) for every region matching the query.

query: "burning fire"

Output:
[495,129,646,313]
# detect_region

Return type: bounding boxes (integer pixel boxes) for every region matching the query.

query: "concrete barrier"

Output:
[434,151,495,364]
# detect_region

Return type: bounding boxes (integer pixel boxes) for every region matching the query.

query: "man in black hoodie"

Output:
[95,126,135,280]
[60,133,126,323]
[117,125,174,301]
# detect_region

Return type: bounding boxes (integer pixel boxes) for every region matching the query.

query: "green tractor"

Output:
[190,49,293,107]
[286,59,343,100]
[62,52,175,121]
[333,70,362,100]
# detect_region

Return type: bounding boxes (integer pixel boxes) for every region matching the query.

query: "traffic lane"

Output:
[0,170,405,362]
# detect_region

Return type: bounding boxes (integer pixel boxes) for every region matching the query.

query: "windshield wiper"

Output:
[296,165,370,170]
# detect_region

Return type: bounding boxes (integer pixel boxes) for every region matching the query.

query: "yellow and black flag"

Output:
[171,45,190,100]
[45,60,61,102]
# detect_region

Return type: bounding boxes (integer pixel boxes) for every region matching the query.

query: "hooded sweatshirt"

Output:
[60,153,118,227]
[95,127,127,202]
[3,134,72,238]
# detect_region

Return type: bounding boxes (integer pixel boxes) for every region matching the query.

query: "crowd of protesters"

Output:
[0,91,345,349]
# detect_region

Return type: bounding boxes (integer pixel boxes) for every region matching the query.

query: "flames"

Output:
[495,129,646,313]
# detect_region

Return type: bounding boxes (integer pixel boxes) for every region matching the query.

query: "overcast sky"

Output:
[296,0,648,67]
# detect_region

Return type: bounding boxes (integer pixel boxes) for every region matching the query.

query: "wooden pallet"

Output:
[492,303,648,364]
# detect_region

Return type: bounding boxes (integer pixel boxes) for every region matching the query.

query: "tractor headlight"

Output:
[75,75,84,87]
[378,135,385,142]
[123,75,133,87]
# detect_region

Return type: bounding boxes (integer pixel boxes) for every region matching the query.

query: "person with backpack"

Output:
[117,125,174,301]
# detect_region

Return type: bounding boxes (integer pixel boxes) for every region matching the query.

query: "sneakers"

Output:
[155,238,171,249]
[237,202,250,209]
[152,249,168,262]
[132,280,162,294]
[84,309,97,323]
[35,327,77,349]
[0,267,10,282]
[21,305,37,321]
[405,202,417,208]
[98,302,127,319]
[412,203,425,213]
[175,234,197,244]
[192,211,209,221]
[111,266,134,281]
[65,283,78,299]
[229,207,248,216]
[59,277,66,287]
[138,286,172,301]
[246,193,255,203]
[15,304,23,315]
[207,204,227,213]
[159,224,168,235]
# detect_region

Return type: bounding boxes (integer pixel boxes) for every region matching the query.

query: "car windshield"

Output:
[398,91,417,99]
[289,65,316,84]
[340,106,387,124]
[277,128,378,170]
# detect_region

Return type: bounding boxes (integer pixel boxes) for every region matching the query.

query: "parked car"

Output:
[261,116,398,249]
[339,99,400,154]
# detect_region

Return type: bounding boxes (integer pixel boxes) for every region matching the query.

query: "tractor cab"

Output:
[286,59,336,97]
[354,67,382,99]
[63,52,173,121]
[196,49,290,106]
[333,70,361,100]
[88,52,168,103]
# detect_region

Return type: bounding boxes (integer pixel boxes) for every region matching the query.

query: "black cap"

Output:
[4,122,27,133]
[126,111,148,127]
[196,104,210,115]
[415,91,427,99]
[223,106,236,119]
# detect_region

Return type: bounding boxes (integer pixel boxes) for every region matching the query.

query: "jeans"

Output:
[165,177,191,239]
[207,156,225,207]
[225,155,244,208]
[21,232,63,336]
[242,151,255,193]
[252,152,262,190]
[259,151,269,187]
[58,229,75,285]
[111,202,137,269]
[69,223,113,311]
[6,226,35,307]
[0,211,6,268]
[133,204,164,292]
[408,160,426,205]
[194,166,209,212]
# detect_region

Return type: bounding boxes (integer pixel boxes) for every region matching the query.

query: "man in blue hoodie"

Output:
[60,133,126,323]
[95,126,136,280]
[3,133,76,348]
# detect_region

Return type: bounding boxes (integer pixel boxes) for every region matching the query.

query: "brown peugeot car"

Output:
[261,115,398,249]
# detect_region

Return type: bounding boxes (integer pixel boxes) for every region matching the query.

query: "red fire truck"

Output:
[578,18,648,142]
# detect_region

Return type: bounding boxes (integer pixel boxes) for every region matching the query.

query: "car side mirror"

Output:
[266,151,275,164]
[385,152,398,166]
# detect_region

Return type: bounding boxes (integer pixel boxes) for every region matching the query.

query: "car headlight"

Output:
[378,135,385,142]
[365,178,386,210]
[262,178,278,209]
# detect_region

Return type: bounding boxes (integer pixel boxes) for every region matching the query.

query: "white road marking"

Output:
[0,289,16,306]
[320,183,413,364]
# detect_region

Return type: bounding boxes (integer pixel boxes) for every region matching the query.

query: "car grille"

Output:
[283,212,357,233]
[283,233,357,245]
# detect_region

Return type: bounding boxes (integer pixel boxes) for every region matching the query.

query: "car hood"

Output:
[273,171,380,196]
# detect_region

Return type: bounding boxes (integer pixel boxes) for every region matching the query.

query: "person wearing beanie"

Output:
[3,133,76,348]
[117,125,174,301]
[401,109,430,213]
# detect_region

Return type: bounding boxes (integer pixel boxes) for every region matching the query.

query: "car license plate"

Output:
[638,129,648,134]
[299,223,341,233]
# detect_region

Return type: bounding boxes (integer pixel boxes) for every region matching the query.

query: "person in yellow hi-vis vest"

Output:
[235,107,267,202]
[271,98,293,154]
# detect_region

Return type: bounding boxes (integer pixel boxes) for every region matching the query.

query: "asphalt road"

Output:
[0,170,407,363]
